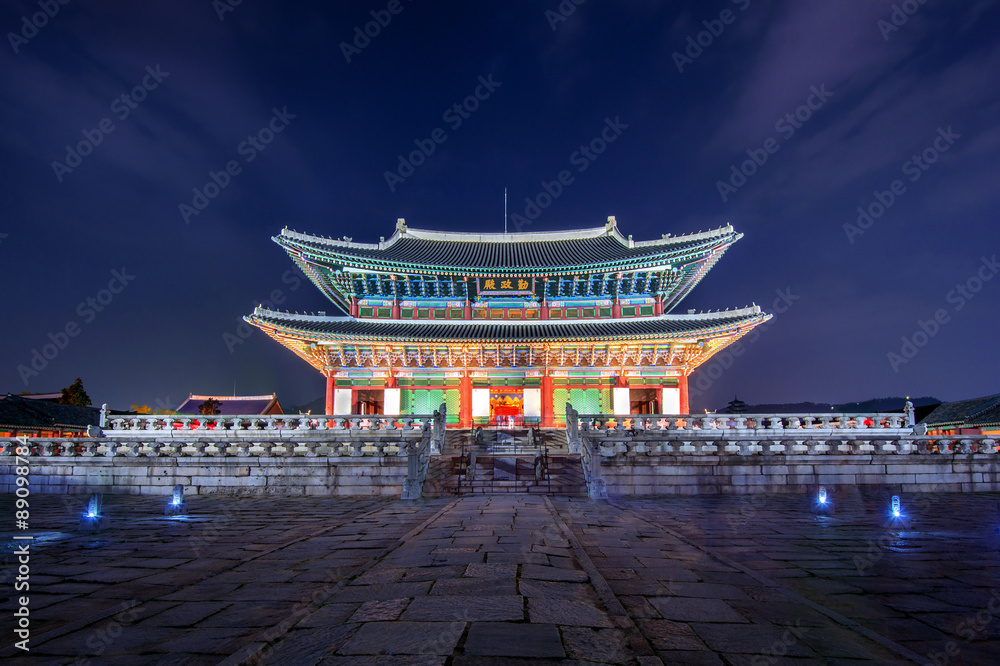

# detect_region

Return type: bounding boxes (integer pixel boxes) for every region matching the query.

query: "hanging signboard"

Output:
[477,277,534,296]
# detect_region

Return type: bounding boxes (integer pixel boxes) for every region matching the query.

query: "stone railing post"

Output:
[565,403,581,454]
[401,428,432,500]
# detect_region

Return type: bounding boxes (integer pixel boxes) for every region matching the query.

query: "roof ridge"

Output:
[277,221,738,250]
[186,394,277,401]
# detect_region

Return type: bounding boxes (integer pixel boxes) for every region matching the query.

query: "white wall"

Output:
[523,388,541,418]
[383,388,400,416]
[472,388,490,418]
[334,389,353,415]
[661,386,680,415]
[613,387,630,415]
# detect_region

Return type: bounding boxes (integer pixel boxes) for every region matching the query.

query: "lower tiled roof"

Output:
[247,307,768,343]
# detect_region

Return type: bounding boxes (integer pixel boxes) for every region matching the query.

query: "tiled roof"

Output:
[175,394,282,416]
[276,222,739,274]
[920,393,1000,428]
[0,394,100,431]
[248,306,768,343]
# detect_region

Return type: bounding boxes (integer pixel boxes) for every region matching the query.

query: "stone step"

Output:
[424,449,587,497]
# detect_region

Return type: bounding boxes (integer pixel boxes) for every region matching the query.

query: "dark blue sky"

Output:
[2,0,998,411]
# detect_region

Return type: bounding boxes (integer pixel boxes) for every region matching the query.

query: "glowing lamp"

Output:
[165,484,186,515]
[891,495,901,518]
[818,487,827,504]
[79,493,108,532]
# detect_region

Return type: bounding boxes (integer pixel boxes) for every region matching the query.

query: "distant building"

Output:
[175,394,284,416]
[0,393,100,437]
[920,393,1000,436]
[726,395,748,413]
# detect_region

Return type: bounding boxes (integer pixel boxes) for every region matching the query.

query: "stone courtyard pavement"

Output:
[1,491,998,664]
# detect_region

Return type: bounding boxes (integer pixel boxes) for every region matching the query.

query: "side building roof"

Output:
[176,394,283,416]
[0,393,100,432]
[920,393,1000,429]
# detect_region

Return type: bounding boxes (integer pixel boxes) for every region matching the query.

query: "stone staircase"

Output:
[423,428,585,497]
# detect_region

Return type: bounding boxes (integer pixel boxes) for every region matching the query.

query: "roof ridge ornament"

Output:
[396,218,407,233]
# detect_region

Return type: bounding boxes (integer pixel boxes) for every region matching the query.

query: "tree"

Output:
[130,404,178,416]
[198,398,222,415]
[60,377,91,406]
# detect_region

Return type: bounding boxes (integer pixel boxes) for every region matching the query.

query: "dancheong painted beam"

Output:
[247,216,771,427]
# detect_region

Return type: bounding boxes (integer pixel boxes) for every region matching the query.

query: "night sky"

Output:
[2,0,998,413]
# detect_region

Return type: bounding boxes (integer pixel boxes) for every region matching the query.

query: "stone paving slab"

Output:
[2,491,999,663]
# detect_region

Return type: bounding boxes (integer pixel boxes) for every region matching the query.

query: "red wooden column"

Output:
[541,372,553,427]
[678,372,689,415]
[459,373,472,428]
[325,375,335,415]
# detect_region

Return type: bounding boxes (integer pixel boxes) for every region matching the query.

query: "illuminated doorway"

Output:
[490,389,523,427]
[630,388,659,414]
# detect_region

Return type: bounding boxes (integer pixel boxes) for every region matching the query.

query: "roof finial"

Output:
[606,215,617,231]
[396,218,407,233]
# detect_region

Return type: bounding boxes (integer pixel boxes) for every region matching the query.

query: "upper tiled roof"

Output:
[247,306,768,343]
[920,393,1000,428]
[276,218,740,275]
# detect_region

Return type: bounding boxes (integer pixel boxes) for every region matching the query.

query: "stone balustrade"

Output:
[102,413,434,438]
[0,407,448,499]
[576,412,911,434]
[580,435,998,457]
[569,410,997,457]
[564,405,1000,498]
[0,437,415,458]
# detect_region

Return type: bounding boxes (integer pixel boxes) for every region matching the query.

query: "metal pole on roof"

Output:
[504,187,507,234]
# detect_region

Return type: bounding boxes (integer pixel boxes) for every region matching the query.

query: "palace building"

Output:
[246,217,769,427]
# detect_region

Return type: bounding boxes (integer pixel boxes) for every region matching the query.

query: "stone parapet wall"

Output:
[0,457,408,497]
[598,454,1000,496]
